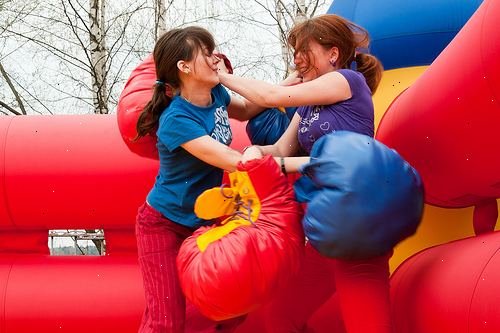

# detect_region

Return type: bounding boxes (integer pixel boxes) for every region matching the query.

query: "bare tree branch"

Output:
[66,0,93,35]
[0,100,22,115]
[4,74,55,115]
[275,0,295,21]
[0,61,26,114]
[61,0,92,66]
[308,0,323,17]
[5,28,91,73]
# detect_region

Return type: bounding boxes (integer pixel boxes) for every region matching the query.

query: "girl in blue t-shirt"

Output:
[134,26,263,333]
[220,15,392,333]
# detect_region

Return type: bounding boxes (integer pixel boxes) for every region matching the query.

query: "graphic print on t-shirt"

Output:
[299,105,330,145]
[211,106,232,145]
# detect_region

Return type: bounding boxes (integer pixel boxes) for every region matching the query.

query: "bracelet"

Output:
[280,157,287,176]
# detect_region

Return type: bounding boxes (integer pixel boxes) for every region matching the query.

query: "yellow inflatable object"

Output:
[194,170,261,252]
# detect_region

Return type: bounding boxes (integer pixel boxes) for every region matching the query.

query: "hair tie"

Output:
[155,80,165,86]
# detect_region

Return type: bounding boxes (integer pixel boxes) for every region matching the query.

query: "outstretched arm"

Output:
[219,71,351,108]
[226,71,303,121]
[226,96,264,121]
[181,136,242,172]
[258,112,301,157]
[242,146,309,173]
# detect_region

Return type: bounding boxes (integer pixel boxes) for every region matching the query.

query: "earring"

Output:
[329,59,337,67]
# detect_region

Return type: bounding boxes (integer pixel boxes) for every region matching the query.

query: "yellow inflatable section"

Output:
[374,67,500,272]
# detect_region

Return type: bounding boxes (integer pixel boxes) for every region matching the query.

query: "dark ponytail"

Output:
[135,26,215,139]
[135,83,172,139]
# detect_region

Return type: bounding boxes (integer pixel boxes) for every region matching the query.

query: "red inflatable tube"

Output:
[390,231,500,332]
[0,115,157,230]
[376,0,500,209]
[0,255,144,333]
[0,253,342,333]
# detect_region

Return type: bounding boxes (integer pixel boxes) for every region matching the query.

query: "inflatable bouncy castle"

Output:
[1,1,499,333]
[375,0,500,330]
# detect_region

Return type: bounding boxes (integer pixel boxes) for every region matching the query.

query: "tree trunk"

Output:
[89,0,108,114]
[295,0,307,23]
[155,0,167,41]
[275,1,292,75]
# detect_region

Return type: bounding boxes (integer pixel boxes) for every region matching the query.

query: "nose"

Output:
[293,52,302,66]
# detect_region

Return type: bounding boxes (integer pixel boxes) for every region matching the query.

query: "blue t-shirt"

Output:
[147,84,232,228]
[297,69,374,154]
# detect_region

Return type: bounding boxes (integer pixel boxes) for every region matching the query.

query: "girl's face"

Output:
[187,46,221,87]
[294,39,335,82]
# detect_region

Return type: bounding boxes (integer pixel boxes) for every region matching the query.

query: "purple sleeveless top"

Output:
[297,69,374,154]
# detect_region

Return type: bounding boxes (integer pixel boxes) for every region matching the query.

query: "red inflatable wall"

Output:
[0,114,254,333]
[0,115,157,255]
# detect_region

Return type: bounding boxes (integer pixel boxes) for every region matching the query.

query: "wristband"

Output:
[280,157,287,176]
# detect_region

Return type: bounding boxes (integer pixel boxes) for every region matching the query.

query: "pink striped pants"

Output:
[135,202,244,333]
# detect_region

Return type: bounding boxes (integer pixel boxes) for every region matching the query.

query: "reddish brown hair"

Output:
[288,14,383,94]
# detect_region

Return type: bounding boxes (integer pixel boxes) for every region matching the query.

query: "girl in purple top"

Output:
[220,14,392,333]
[297,68,374,153]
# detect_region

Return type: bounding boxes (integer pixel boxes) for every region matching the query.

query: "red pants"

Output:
[135,202,244,333]
[264,242,393,333]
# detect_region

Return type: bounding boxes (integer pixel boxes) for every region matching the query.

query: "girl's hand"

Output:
[242,145,263,163]
[216,59,230,74]
[218,72,230,85]
[280,70,303,86]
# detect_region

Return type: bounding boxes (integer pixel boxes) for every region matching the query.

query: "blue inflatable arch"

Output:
[328,0,483,69]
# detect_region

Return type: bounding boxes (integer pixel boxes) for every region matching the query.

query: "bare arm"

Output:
[226,71,302,121]
[242,146,309,173]
[181,135,242,172]
[243,113,310,173]
[226,95,265,121]
[277,156,310,173]
[258,112,301,157]
[219,71,351,108]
